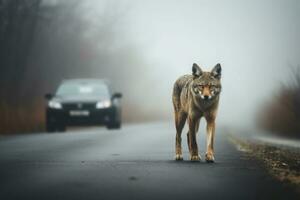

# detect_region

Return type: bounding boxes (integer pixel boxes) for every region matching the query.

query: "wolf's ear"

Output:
[192,63,203,77]
[211,63,222,79]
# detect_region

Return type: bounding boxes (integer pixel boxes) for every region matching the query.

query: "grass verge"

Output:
[257,67,300,138]
[228,135,300,194]
[0,99,45,134]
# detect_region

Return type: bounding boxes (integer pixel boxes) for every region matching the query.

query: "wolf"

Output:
[172,63,222,162]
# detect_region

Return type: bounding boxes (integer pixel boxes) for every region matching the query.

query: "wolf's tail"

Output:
[172,81,181,112]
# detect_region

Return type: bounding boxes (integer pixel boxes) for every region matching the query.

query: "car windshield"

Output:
[56,82,110,98]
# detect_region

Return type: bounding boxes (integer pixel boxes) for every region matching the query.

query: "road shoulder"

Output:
[228,133,300,196]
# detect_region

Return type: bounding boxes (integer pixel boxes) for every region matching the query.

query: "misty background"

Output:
[1,0,300,134]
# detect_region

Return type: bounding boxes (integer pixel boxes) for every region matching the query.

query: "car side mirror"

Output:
[45,93,53,100]
[112,92,122,99]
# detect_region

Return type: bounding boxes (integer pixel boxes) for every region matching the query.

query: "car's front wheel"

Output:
[46,121,56,132]
[107,114,121,129]
[57,124,66,132]
[107,120,121,129]
[46,116,66,133]
[107,122,121,129]
[106,108,121,130]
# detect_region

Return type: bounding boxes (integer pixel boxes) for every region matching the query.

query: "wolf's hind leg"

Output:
[175,112,187,160]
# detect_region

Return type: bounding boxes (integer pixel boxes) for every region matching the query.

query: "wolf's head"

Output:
[191,63,222,101]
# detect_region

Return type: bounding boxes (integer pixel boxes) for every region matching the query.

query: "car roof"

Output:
[61,79,110,85]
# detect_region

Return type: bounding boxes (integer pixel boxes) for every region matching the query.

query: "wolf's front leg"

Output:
[188,116,200,161]
[206,119,215,162]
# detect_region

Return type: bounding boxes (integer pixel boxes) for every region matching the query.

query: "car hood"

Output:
[52,95,110,103]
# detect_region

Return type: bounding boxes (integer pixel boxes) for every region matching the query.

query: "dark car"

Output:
[45,79,122,132]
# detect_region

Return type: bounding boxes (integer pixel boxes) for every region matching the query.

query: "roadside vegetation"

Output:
[229,135,300,195]
[257,68,300,138]
[0,100,44,134]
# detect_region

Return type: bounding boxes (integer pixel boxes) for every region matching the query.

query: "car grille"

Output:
[62,103,96,110]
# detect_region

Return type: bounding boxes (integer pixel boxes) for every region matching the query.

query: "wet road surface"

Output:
[0,122,298,200]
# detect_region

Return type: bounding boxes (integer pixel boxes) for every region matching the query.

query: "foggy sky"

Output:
[43,0,300,127]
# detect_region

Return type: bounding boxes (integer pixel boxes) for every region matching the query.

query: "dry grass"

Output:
[0,99,45,134]
[258,68,300,138]
[229,135,300,194]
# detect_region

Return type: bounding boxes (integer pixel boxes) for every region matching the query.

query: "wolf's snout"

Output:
[200,95,211,100]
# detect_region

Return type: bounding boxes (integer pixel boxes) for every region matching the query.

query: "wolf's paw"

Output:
[190,154,201,162]
[175,154,183,161]
[205,152,215,163]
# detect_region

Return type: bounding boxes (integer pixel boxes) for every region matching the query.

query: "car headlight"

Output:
[48,101,62,109]
[96,100,111,109]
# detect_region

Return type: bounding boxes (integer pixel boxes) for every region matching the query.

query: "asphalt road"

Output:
[0,122,298,200]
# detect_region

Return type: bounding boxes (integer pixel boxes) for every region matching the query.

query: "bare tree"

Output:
[0,0,41,103]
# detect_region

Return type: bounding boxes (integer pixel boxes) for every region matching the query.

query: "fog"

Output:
[68,0,300,127]
[42,0,300,125]
[2,0,300,132]
[126,0,300,126]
